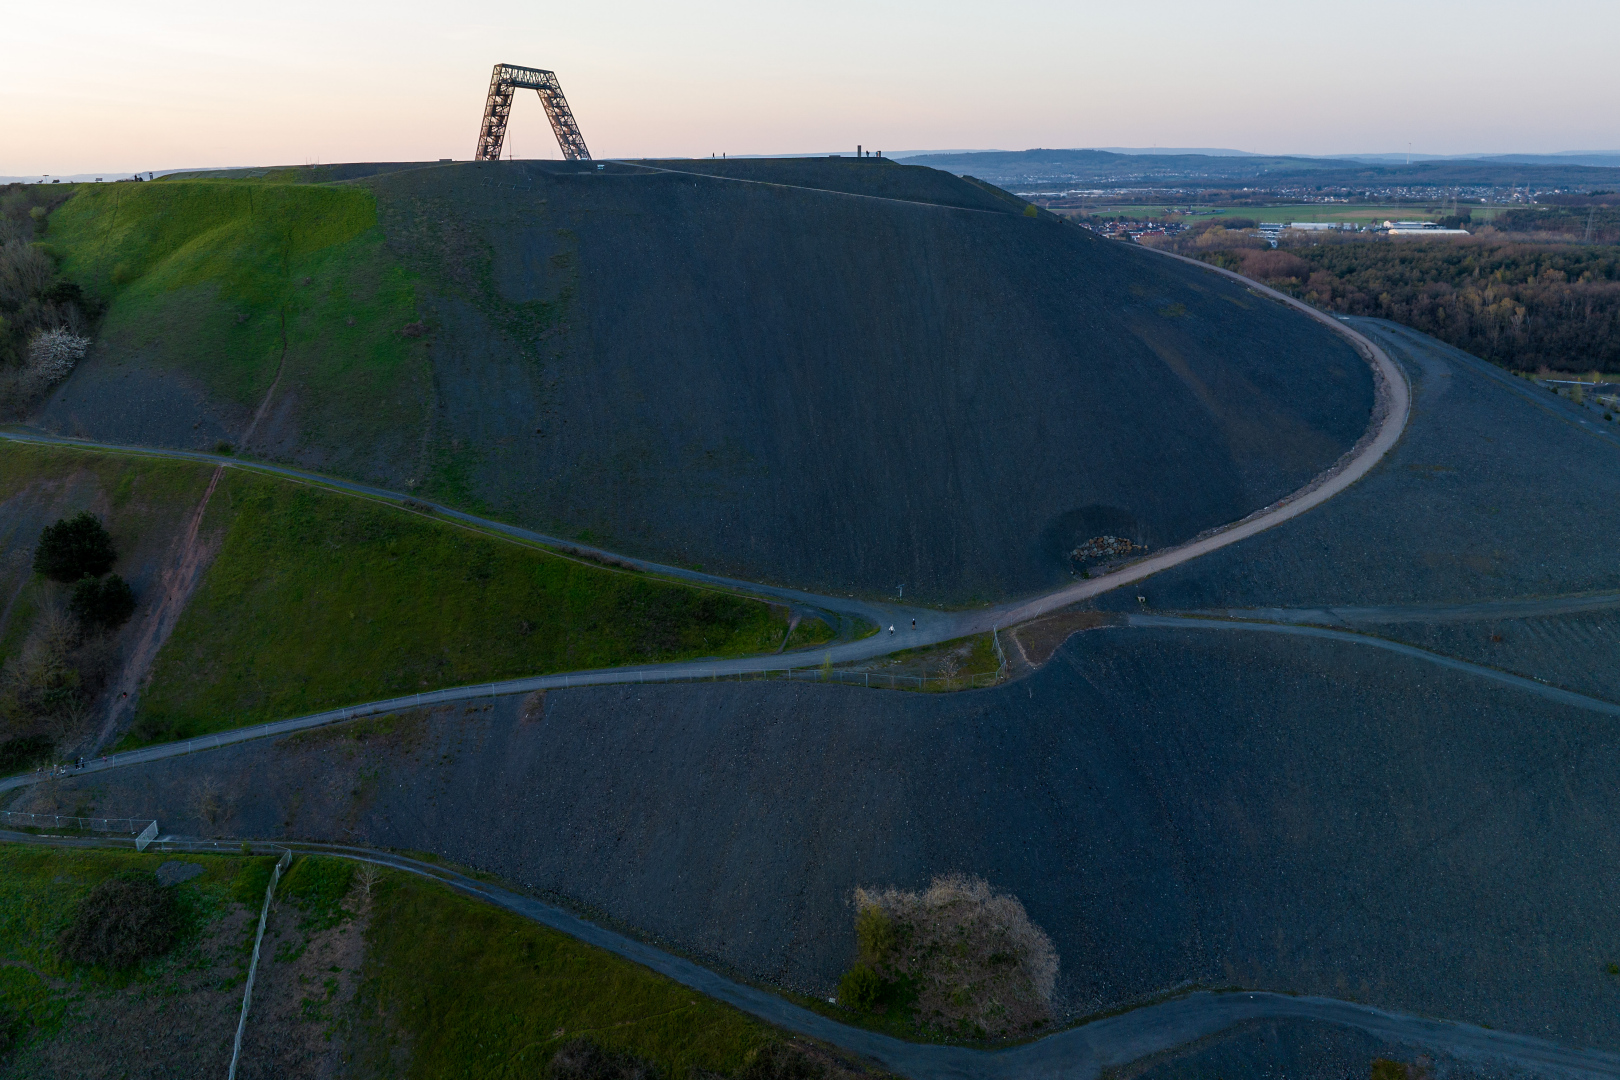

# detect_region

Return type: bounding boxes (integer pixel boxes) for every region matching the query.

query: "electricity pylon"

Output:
[475,63,590,162]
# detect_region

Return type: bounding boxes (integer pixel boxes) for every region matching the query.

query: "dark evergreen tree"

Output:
[69,573,136,630]
[33,511,116,582]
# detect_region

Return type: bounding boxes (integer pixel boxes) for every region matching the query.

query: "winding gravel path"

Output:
[6,830,1617,1079]
[35,251,1587,1074]
[1196,591,1620,627]
[0,285,1414,792]
[1127,614,1620,717]
[9,598,1617,801]
[0,256,1411,716]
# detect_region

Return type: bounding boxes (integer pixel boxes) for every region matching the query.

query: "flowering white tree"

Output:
[25,327,91,383]
[849,873,1059,1036]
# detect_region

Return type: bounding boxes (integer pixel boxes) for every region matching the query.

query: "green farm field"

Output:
[1062,204,1509,226]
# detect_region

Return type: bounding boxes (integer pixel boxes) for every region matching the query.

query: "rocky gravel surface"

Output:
[1098,318,1620,615]
[24,621,1620,1055]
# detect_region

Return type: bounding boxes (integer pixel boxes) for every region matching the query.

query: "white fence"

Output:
[228,848,292,1080]
[0,632,1019,799]
[0,810,158,839]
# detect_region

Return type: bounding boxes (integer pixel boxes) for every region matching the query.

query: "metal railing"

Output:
[784,667,1003,692]
[1,639,1016,793]
[0,810,156,836]
[229,847,292,1080]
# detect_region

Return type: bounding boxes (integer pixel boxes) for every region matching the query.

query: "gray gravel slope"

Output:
[26,623,1620,1053]
[35,159,1373,604]
[1098,318,1620,614]
[399,162,1370,603]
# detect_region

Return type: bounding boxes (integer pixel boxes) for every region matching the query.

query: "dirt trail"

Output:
[89,465,226,752]
[237,311,286,447]
[776,613,801,653]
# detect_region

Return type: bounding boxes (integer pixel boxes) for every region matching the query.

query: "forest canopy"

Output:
[1193,238,1620,373]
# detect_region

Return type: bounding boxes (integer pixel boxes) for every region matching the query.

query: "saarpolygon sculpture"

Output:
[475,63,591,162]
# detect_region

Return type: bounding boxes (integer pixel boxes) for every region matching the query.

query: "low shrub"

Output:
[836,964,883,1011]
[57,871,184,969]
[69,574,136,631]
[0,1001,21,1056]
[33,512,116,583]
[278,856,355,931]
[0,733,54,774]
[854,904,897,965]
[545,1037,658,1080]
[734,1043,827,1080]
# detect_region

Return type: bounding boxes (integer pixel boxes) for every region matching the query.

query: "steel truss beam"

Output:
[475,63,591,162]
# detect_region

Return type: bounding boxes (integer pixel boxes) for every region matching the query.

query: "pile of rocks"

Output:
[1070,535,1139,563]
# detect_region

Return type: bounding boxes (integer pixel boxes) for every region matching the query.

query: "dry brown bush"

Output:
[0,602,87,743]
[0,238,53,305]
[544,1038,657,1080]
[853,873,1057,1038]
[0,595,121,755]
[193,778,226,831]
[354,862,382,898]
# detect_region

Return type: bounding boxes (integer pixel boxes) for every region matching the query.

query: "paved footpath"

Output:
[40,257,1620,1073]
[0,249,1412,711]
[5,830,1617,1079]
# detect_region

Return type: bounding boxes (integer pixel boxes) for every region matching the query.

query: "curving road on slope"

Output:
[9,592,1620,801]
[68,248,1620,1075]
[0,264,1411,795]
[0,247,1413,723]
[6,829,1618,1079]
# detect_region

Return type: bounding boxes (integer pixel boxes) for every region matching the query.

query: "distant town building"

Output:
[1384,220,1470,236]
[1257,221,1353,245]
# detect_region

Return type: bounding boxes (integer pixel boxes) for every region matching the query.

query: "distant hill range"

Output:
[11,152,1618,189]
[894,148,1620,189]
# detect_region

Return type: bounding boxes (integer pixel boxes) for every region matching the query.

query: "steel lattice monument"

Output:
[475,63,590,162]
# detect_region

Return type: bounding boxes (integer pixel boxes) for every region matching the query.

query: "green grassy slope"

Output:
[0,846,815,1079]
[37,160,1373,604]
[45,181,430,473]
[0,442,216,669]
[0,845,268,1071]
[1,442,787,751]
[353,866,780,1079]
[130,463,787,745]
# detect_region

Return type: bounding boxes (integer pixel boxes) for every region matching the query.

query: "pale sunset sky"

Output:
[3,0,1617,175]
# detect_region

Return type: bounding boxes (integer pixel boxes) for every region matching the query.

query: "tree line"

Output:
[1160,227,1620,373]
[0,183,98,415]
